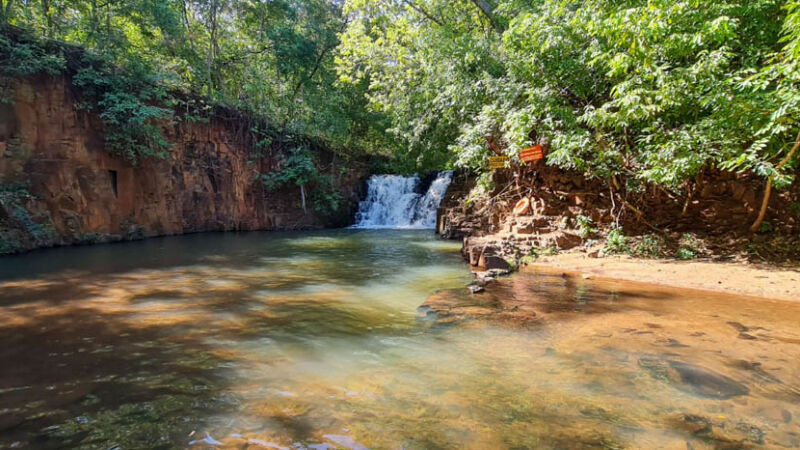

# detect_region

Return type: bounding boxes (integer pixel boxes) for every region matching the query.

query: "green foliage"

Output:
[308,175,343,216]
[632,234,667,259]
[8,0,800,181]
[261,147,343,215]
[676,233,701,260]
[338,0,800,189]
[3,0,394,164]
[575,215,596,238]
[0,183,57,248]
[0,29,65,102]
[262,147,318,190]
[603,227,629,254]
[73,62,173,164]
[0,31,64,78]
[675,248,696,260]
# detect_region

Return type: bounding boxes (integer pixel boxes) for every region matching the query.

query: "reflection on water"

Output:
[0,230,798,449]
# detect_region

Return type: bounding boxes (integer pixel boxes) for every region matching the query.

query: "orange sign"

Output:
[520,145,544,163]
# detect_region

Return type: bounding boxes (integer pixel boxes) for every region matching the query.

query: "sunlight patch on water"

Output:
[408,239,463,251]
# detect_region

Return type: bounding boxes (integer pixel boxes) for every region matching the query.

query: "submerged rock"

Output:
[468,284,484,294]
[666,413,712,435]
[189,432,222,446]
[666,413,767,446]
[322,434,368,450]
[639,358,749,399]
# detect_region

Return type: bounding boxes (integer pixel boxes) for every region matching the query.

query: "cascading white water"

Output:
[352,171,453,229]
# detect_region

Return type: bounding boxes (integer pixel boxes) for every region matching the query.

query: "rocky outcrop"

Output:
[0,75,367,254]
[437,163,800,269]
[435,169,477,238]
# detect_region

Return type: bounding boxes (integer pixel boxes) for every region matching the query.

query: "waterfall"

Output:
[352,171,453,229]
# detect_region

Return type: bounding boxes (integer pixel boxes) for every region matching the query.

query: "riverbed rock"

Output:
[666,413,712,435]
[554,231,583,250]
[483,255,511,271]
[468,284,485,294]
[638,358,749,399]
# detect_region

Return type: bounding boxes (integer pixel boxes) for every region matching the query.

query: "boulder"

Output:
[555,231,582,250]
[483,255,511,271]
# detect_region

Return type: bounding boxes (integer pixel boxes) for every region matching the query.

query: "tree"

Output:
[746,0,800,231]
[2,0,394,161]
[338,0,797,200]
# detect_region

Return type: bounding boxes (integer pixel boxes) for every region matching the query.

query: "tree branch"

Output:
[469,0,502,32]
[401,0,443,26]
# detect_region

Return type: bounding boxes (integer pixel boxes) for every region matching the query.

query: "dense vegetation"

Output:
[337,0,800,229]
[2,0,800,226]
[0,0,396,162]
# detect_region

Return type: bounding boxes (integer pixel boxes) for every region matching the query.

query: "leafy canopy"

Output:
[338,0,800,190]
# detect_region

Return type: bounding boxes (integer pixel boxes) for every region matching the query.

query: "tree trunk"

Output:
[750,130,800,233]
[300,184,307,214]
[1,0,14,22]
[206,0,218,96]
[179,0,196,53]
[88,0,99,44]
[40,0,53,37]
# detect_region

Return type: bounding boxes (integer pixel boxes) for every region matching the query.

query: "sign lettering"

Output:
[520,145,544,163]
[488,155,509,169]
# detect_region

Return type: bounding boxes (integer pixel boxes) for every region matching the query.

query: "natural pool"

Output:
[0,230,798,449]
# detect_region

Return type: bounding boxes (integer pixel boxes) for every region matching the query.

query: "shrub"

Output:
[603,228,629,254]
[676,233,701,260]
[73,63,173,164]
[261,147,343,215]
[575,215,597,238]
[0,183,57,248]
[633,234,666,258]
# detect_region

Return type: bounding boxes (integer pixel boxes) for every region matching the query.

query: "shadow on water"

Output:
[0,304,237,449]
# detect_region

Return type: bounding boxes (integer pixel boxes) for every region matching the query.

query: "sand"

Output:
[528,253,800,302]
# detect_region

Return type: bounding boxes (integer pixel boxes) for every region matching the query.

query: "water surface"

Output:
[0,230,798,449]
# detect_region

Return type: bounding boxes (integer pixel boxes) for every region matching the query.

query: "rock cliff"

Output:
[0,75,367,254]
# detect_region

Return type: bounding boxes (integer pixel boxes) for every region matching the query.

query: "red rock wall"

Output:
[0,75,366,253]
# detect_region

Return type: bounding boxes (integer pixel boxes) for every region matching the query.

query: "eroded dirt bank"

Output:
[0,75,367,254]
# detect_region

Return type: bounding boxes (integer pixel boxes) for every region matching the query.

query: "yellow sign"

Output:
[488,155,509,169]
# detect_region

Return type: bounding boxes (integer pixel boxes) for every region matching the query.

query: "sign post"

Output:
[519,145,544,163]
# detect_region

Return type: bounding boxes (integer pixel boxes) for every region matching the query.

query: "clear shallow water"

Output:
[0,230,798,449]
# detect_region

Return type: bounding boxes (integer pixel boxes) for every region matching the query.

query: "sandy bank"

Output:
[527,253,800,302]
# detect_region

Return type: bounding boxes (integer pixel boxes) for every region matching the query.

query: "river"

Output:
[0,230,799,449]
